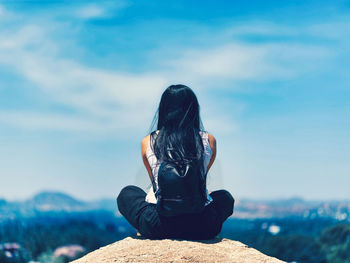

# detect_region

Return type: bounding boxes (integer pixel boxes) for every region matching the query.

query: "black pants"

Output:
[117,185,234,240]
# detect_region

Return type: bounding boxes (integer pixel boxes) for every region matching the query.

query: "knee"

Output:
[226,191,235,207]
[220,190,235,216]
[219,190,235,207]
[117,185,136,208]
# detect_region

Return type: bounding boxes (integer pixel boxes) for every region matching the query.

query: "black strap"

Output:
[149,131,158,193]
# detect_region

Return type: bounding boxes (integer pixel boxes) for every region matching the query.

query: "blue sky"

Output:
[0,0,349,201]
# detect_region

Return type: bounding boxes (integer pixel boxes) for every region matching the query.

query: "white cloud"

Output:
[0,111,103,132]
[165,42,332,86]
[169,44,266,79]
[74,1,128,20]
[0,4,5,16]
[0,4,15,20]
[205,117,238,135]
[225,20,350,41]
[0,24,167,134]
[0,13,340,136]
[75,4,105,19]
[306,21,350,40]
[225,22,299,37]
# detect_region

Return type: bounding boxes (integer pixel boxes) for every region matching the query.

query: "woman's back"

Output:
[117,84,233,240]
[143,130,214,204]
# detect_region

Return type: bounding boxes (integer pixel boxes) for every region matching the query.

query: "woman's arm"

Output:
[141,135,153,182]
[207,133,217,173]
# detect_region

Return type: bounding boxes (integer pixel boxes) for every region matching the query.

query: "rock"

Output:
[71,236,285,263]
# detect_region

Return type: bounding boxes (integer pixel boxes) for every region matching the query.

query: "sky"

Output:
[0,0,349,201]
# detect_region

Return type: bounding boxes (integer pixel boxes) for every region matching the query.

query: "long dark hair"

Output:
[151,84,205,172]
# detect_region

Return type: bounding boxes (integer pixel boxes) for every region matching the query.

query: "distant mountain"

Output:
[0,191,347,221]
[26,191,86,211]
[0,191,118,219]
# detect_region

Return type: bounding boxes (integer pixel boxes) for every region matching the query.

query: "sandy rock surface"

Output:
[71,236,285,263]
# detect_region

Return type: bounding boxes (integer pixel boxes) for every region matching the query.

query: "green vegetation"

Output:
[0,211,135,263]
[221,218,350,263]
[1,213,350,263]
[320,224,350,263]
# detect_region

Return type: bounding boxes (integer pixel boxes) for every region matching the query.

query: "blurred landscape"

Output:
[1,191,349,263]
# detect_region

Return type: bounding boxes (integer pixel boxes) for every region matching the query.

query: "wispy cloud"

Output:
[225,22,299,37]
[0,111,106,132]
[74,1,128,20]
[169,44,267,80]
[225,19,350,41]
[75,4,106,19]
[0,3,346,136]
[305,21,350,40]
[0,4,5,16]
[164,42,333,88]
[0,3,15,20]
[0,22,166,134]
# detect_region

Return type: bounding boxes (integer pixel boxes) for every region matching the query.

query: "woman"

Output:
[117,84,234,239]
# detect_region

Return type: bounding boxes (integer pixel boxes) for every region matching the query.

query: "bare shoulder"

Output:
[207,133,216,145]
[207,133,217,153]
[141,134,151,154]
[141,134,150,145]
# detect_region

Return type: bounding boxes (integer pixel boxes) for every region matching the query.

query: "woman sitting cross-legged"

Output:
[117,84,234,240]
